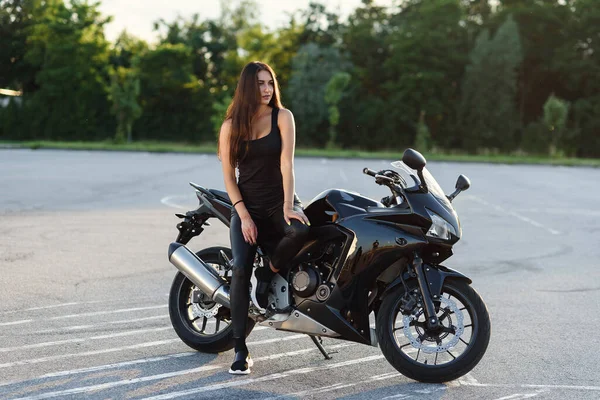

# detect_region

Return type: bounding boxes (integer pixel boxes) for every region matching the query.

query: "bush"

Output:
[520,121,549,155]
[414,111,432,152]
[542,94,570,156]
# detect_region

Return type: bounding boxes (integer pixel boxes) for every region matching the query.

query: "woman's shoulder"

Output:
[220,118,232,130]
[276,108,294,121]
[219,118,233,139]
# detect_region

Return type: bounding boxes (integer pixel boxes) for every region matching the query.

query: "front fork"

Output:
[412,253,442,330]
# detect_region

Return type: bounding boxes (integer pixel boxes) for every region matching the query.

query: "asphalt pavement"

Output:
[0,149,599,399]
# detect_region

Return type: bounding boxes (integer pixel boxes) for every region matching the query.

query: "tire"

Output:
[376,279,491,383]
[168,246,255,353]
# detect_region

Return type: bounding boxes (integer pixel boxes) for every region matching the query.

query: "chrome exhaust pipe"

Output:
[168,243,230,308]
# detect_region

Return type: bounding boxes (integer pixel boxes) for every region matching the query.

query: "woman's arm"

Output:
[219,120,257,244]
[279,109,309,225]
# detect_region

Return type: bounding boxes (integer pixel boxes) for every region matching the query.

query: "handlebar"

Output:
[364,167,406,207]
[364,167,395,184]
[363,168,377,177]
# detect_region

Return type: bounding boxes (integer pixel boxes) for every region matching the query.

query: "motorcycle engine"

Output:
[291,263,321,297]
[289,241,340,301]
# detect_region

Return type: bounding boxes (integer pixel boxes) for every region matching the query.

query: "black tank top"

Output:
[237,107,284,213]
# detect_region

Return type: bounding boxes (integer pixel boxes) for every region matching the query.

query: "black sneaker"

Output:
[228,350,254,375]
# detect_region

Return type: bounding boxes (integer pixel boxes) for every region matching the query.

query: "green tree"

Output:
[108,67,142,143]
[493,1,573,127]
[211,0,262,94]
[24,0,112,140]
[288,43,347,147]
[109,30,148,69]
[324,72,350,148]
[296,2,342,47]
[572,96,600,158]
[462,0,493,46]
[0,0,42,92]
[211,94,231,140]
[459,15,523,152]
[542,94,570,156]
[336,0,391,150]
[135,43,212,142]
[553,0,600,157]
[235,19,304,96]
[384,0,469,149]
[0,97,23,139]
[414,111,433,152]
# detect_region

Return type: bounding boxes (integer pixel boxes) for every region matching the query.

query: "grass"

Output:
[1,139,599,167]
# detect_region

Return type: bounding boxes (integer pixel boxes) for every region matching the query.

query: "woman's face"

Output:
[257,70,274,105]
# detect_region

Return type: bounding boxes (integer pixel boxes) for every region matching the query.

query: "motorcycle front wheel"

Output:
[376,278,491,383]
[168,246,255,353]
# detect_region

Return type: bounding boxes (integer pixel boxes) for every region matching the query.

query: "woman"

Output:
[218,61,310,375]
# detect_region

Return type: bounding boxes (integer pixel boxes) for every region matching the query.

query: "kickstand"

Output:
[309,335,335,360]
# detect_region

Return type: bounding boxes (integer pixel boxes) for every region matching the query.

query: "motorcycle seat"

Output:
[208,189,231,204]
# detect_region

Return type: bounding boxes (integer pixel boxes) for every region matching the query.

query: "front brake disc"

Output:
[402,296,465,353]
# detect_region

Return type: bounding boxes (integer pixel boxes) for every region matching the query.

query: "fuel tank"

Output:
[304,189,384,226]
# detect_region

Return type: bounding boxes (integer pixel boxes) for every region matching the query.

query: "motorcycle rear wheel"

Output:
[376,279,491,383]
[168,246,255,353]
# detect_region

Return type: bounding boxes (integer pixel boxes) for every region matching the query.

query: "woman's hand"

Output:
[283,205,310,226]
[240,213,258,245]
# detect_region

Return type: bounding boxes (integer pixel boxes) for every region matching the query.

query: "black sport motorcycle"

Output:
[167,148,491,383]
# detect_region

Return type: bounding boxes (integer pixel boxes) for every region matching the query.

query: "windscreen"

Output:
[391,161,453,211]
[390,161,421,190]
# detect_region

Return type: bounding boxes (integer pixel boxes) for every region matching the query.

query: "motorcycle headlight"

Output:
[426,210,457,241]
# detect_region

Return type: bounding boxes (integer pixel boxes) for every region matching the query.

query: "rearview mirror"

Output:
[447,174,471,202]
[455,175,471,191]
[402,148,426,171]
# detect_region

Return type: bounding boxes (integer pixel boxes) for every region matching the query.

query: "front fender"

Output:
[383,263,472,299]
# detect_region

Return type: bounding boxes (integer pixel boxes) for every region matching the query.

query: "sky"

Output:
[98,0,396,43]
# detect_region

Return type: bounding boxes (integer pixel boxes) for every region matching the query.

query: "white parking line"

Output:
[34,315,168,334]
[0,339,354,389]
[460,382,600,391]
[9,343,355,400]
[0,302,89,316]
[0,352,196,388]
[493,390,547,400]
[0,303,79,315]
[339,169,348,182]
[0,296,169,316]
[11,363,222,400]
[0,320,33,327]
[516,208,600,217]
[458,373,480,385]
[246,334,305,346]
[381,394,411,400]
[0,330,319,371]
[0,339,180,369]
[160,195,190,210]
[0,327,171,353]
[142,355,386,400]
[32,316,265,336]
[467,195,560,235]
[263,372,402,399]
[0,305,166,327]
[145,372,600,400]
[51,305,167,320]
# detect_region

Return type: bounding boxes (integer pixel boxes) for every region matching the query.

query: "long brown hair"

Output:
[219,61,283,168]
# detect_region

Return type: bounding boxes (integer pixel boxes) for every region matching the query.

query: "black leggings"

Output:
[229,206,310,339]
